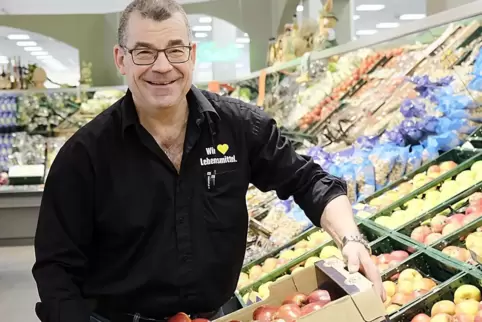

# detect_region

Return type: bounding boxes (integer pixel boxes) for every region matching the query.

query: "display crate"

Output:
[358,148,481,217]
[389,270,482,322]
[367,155,482,232]
[469,125,482,139]
[462,138,482,150]
[237,221,385,304]
[392,181,482,251]
[428,216,482,271]
[381,251,465,318]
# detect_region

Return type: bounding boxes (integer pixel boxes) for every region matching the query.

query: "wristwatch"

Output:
[342,234,372,255]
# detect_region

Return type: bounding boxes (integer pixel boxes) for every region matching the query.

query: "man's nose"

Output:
[151,52,173,73]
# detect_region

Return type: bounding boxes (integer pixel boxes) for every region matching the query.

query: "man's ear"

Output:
[190,43,197,68]
[113,45,127,75]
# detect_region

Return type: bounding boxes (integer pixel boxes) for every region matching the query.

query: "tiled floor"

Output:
[0,246,39,321]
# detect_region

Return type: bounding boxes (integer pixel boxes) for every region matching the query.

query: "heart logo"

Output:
[217,144,229,155]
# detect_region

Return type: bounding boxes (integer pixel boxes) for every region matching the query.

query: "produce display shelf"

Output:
[463,138,482,150]
[392,181,482,251]
[428,216,482,271]
[469,125,482,139]
[359,148,481,213]
[382,250,466,317]
[237,221,385,301]
[389,270,482,322]
[366,152,482,229]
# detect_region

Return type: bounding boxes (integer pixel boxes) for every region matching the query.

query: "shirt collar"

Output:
[120,85,219,134]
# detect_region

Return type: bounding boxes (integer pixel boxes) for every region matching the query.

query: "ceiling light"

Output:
[199,16,212,23]
[236,44,245,49]
[356,4,385,11]
[353,15,360,20]
[192,25,212,32]
[236,38,250,44]
[7,34,30,40]
[31,51,49,56]
[356,29,378,36]
[399,13,426,20]
[296,4,304,12]
[16,41,37,47]
[376,22,400,29]
[194,32,208,38]
[24,46,43,51]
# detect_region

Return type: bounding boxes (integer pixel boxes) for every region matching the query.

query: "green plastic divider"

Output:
[392,181,482,250]
[367,153,482,231]
[237,221,385,303]
[428,216,482,271]
[463,138,482,150]
[469,124,482,138]
[389,270,482,322]
[358,148,481,216]
[381,251,466,317]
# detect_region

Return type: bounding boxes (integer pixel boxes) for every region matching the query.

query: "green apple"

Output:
[470,160,482,173]
[374,216,392,227]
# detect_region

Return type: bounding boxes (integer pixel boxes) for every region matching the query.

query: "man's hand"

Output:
[342,241,386,302]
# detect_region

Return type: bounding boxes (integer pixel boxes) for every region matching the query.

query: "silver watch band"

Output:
[342,235,372,255]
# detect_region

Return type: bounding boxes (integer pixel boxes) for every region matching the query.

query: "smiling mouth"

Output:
[146,80,177,86]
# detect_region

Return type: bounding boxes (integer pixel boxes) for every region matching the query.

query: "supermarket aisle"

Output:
[0,246,39,321]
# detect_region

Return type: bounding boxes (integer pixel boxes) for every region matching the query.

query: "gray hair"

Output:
[118,0,192,47]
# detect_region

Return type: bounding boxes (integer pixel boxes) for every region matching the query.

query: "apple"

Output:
[192,319,210,322]
[283,292,308,307]
[397,281,415,295]
[465,206,480,216]
[463,213,482,226]
[475,311,482,322]
[454,285,482,304]
[386,304,402,314]
[378,254,393,265]
[432,300,456,316]
[425,233,443,245]
[453,314,475,322]
[455,299,480,316]
[280,250,297,261]
[440,161,458,173]
[442,246,471,262]
[431,215,448,233]
[466,232,482,249]
[168,312,191,322]
[384,296,392,308]
[443,223,463,236]
[263,258,278,272]
[412,289,429,298]
[431,313,454,322]
[295,240,309,250]
[391,250,410,262]
[447,214,466,225]
[275,304,302,322]
[319,245,342,260]
[249,265,263,280]
[469,192,482,205]
[411,226,432,243]
[304,257,322,267]
[307,289,331,304]
[399,269,423,282]
[253,305,279,322]
[258,282,274,300]
[392,293,413,306]
[300,301,327,316]
[383,281,397,297]
[277,258,289,267]
[411,313,431,322]
[413,278,437,291]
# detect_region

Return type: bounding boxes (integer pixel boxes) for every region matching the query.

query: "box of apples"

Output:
[380,251,463,317]
[216,258,387,322]
[388,271,482,322]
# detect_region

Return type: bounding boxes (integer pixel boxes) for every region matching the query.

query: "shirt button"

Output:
[182,255,189,262]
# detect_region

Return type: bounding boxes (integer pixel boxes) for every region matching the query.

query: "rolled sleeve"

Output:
[247,106,348,225]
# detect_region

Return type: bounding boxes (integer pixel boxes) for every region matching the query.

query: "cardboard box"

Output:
[215,258,387,322]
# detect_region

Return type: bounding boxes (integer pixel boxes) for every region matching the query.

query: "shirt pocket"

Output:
[202,168,247,230]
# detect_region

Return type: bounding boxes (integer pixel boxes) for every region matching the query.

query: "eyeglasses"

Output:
[124,45,192,65]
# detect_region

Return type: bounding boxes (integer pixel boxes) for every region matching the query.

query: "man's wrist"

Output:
[342,234,372,255]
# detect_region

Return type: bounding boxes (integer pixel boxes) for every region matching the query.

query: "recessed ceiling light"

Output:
[376,22,400,29]
[16,41,37,47]
[192,25,212,32]
[236,44,245,48]
[296,4,304,12]
[236,38,250,44]
[353,15,360,20]
[194,32,208,38]
[356,4,385,11]
[31,51,49,56]
[399,13,426,20]
[356,29,378,36]
[199,17,212,23]
[24,46,43,51]
[7,34,30,40]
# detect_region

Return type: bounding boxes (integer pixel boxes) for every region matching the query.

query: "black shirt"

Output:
[32,86,347,322]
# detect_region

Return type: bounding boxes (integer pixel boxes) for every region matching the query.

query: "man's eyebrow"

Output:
[132,41,156,49]
[167,39,187,47]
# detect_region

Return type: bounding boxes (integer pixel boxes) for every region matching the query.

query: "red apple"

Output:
[442,223,463,236]
[466,205,479,215]
[440,161,457,173]
[307,289,331,304]
[392,293,412,306]
[300,301,327,316]
[424,233,443,245]
[411,313,431,322]
[192,319,210,322]
[447,214,465,225]
[469,192,482,206]
[453,314,475,322]
[275,304,302,322]
[463,213,482,225]
[168,313,191,322]
[411,226,432,243]
[412,289,429,298]
[431,313,454,322]
[391,250,410,262]
[378,254,393,265]
[431,215,448,234]
[283,292,308,307]
[253,306,279,322]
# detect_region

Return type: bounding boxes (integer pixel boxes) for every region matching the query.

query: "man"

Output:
[33,0,384,321]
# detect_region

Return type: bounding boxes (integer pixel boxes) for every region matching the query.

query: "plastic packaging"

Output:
[355,159,376,201]
[406,145,424,174]
[388,146,410,183]
[370,146,398,190]
[341,163,357,204]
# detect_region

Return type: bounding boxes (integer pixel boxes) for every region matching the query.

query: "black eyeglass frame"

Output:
[123,45,193,66]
